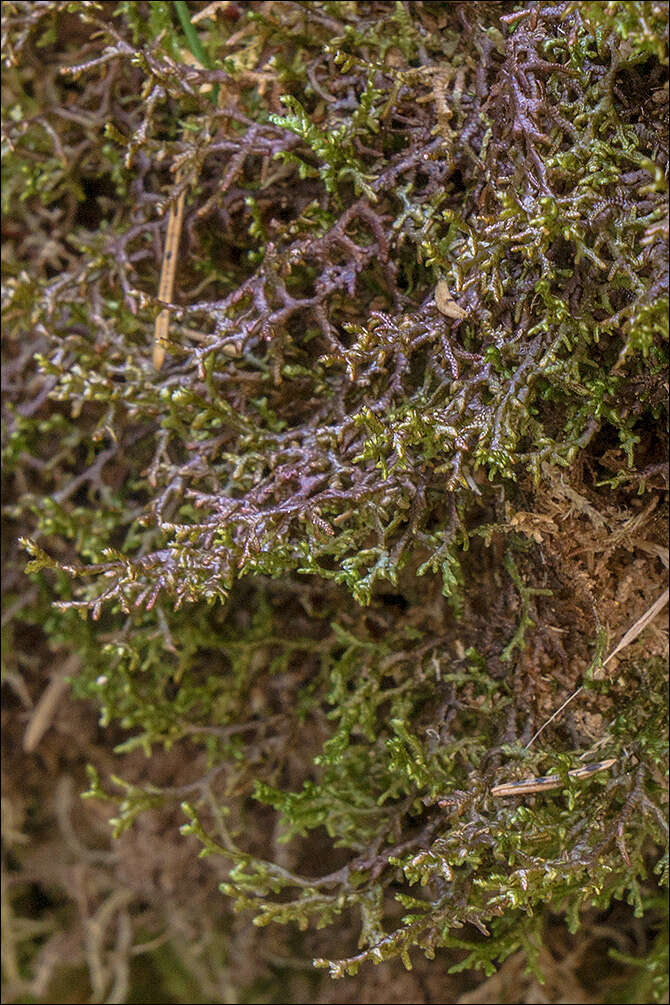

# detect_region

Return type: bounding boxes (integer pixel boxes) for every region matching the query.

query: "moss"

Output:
[2,1,668,1001]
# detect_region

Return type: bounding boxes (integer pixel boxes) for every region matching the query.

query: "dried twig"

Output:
[23,655,79,752]
[490,758,617,798]
[153,172,187,370]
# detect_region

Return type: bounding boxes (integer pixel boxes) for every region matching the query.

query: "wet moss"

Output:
[2,2,667,1000]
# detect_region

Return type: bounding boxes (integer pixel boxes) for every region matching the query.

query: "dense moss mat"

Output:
[2,1,668,1001]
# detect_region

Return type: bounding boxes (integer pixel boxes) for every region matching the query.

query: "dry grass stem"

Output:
[526,587,668,749]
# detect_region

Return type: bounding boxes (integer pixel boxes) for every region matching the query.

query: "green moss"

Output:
[2,1,667,1000]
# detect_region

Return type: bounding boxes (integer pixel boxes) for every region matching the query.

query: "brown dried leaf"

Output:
[435,280,467,319]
